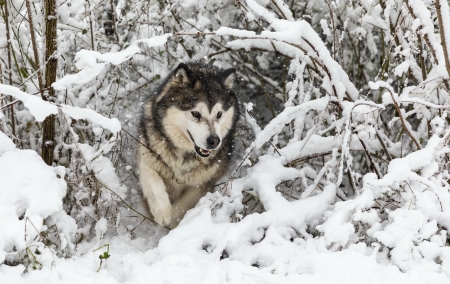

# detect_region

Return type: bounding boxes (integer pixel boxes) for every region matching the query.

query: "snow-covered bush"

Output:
[1,0,450,281]
[0,130,76,269]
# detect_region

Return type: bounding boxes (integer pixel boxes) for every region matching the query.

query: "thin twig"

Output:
[434,0,450,80]
[270,0,287,20]
[375,130,393,161]
[3,0,15,137]
[86,0,96,50]
[0,99,20,110]
[286,151,333,168]
[384,87,421,150]
[25,0,44,95]
[358,137,381,179]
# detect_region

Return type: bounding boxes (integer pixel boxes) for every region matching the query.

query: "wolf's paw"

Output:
[153,205,172,227]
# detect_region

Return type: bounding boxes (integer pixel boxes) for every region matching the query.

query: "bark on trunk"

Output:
[41,0,58,165]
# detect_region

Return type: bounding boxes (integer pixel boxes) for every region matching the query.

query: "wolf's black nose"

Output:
[206,135,220,149]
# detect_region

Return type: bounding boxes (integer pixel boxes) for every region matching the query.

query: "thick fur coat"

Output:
[138,62,239,228]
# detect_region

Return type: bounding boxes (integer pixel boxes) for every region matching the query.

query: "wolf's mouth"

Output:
[187,131,211,158]
[194,146,211,157]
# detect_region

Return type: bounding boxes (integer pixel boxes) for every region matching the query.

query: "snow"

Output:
[407,0,449,79]
[52,63,106,90]
[77,143,127,199]
[0,84,120,133]
[319,19,331,37]
[53,35,170,90]
[216,27,256,37]
[0,131,69,264]
[0,84,58,122]
[61,105,121,133]
[217,0,360,101]
[253,96,329,148]
[138,34,171,47]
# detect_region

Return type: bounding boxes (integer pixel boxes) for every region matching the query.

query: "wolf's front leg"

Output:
[139,162,172,227]
[169,186,206,228]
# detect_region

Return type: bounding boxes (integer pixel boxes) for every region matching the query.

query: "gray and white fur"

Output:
[138,62,239,229]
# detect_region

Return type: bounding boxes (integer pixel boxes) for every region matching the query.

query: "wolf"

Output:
[138,62,239,229]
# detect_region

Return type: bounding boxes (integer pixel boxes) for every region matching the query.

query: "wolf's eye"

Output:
[191,111,201,119]
[217,111,223,119]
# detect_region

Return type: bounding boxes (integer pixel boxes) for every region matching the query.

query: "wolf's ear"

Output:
[221,68,236,89]
[173,63,191,86]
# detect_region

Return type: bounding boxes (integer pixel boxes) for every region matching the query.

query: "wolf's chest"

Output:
[163,156,217,187]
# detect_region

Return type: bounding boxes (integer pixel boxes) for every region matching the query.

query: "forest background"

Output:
[1,0,450,282]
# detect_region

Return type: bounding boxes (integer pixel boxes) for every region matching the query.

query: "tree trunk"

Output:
[41,0,58,165]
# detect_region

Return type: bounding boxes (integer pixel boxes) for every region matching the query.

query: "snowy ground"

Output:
[2,220,450,284]
[4,231,449,284]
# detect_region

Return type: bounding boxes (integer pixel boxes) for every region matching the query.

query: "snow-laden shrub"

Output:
[0,85,124,270]
[0,131,76,269]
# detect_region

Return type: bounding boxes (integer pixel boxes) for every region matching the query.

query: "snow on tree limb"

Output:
[53,35,171,90]
[0,84,120,133]
[0,84,58,122]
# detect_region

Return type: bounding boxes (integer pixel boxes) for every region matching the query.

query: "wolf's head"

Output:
[153,62,238,158]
